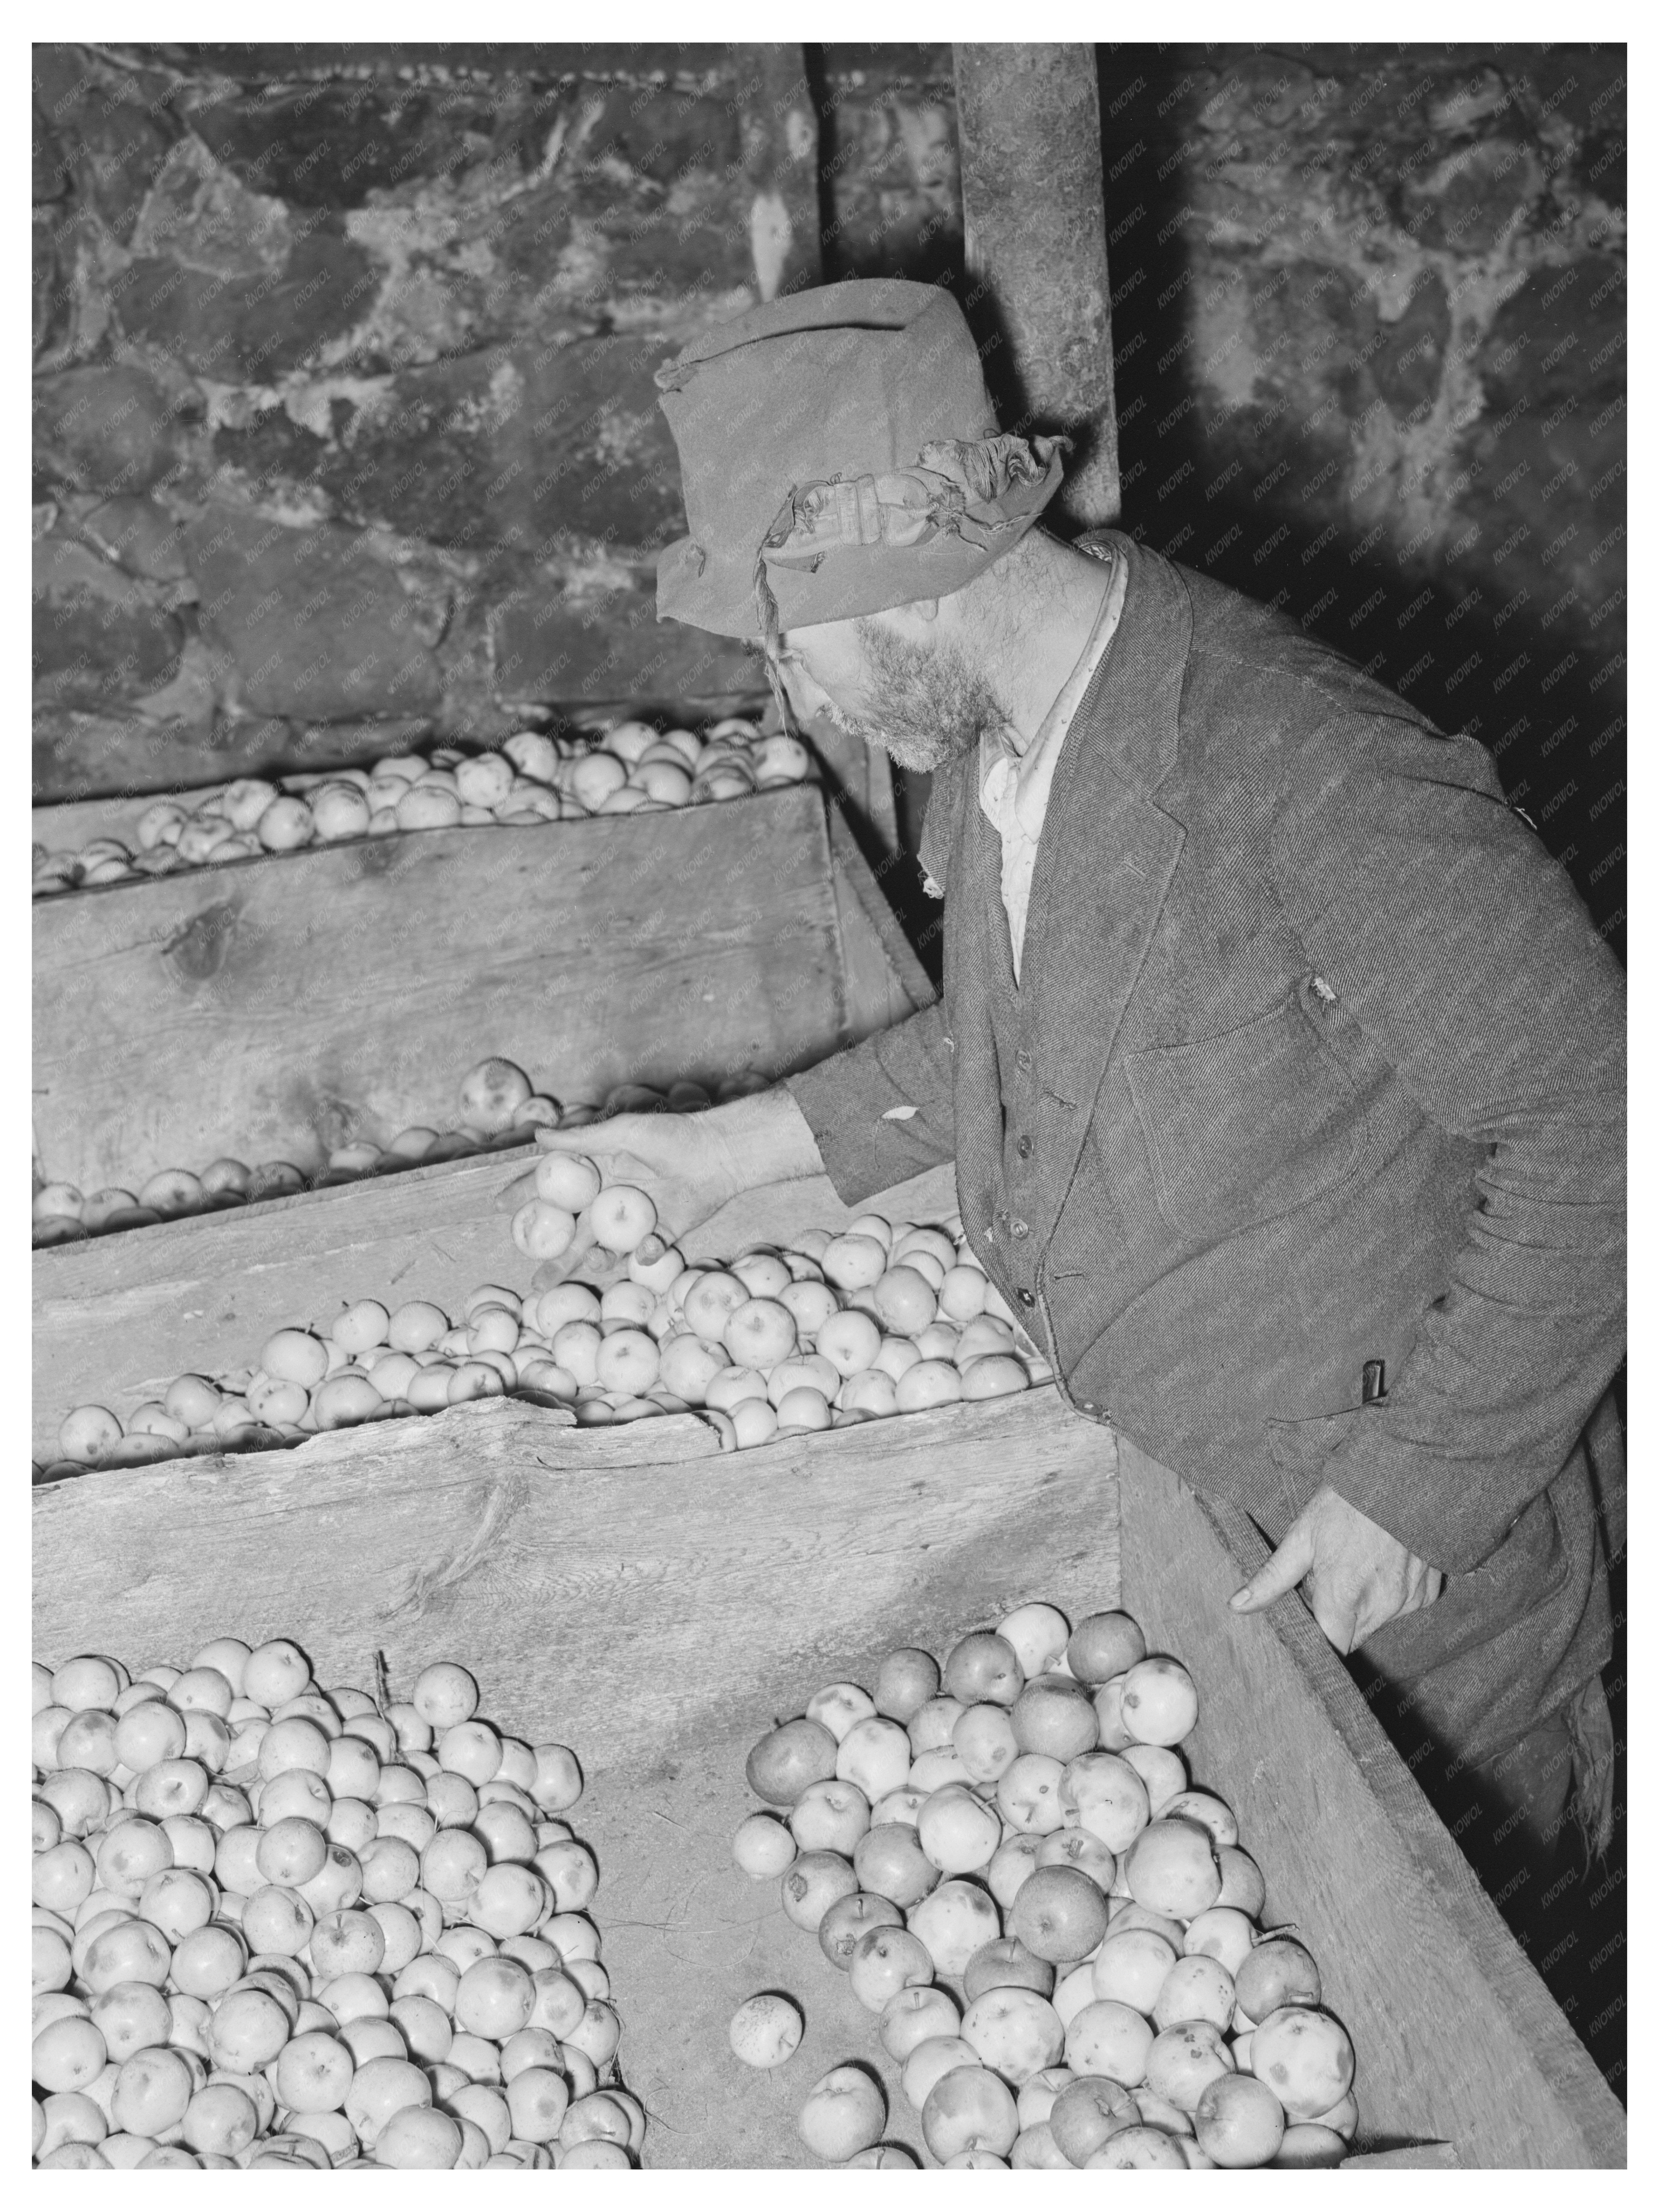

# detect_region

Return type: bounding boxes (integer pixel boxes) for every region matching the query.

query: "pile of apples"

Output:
[505,1152,1047,1443]
[44,1163,1049,1479]
[33,718,807,897]
[731,1604,1358,2171]
[32,1639,639,2169]
[32,1059,770,1249]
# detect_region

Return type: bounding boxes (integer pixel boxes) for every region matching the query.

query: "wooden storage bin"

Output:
[32,1168,1624,2169]
[31,880,927,1470]
[33,782,927,1198]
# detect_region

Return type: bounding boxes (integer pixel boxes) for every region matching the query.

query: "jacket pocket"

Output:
[1124,991,1365,1241]
[1267,1410,1572,1677]
[1263,1407,1363,1530]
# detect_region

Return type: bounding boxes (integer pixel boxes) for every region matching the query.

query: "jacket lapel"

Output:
[1012,536,1192,1248]
[917,536,1195,1256]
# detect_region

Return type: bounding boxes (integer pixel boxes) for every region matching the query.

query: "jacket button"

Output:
[1015,1049,1033,1072]
[1009,1218,1030,1239]
[1016,1136,1034,1159]
[1017,1288,1036,1308]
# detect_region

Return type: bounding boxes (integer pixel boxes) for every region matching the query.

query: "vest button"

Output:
[1016,1136,1034,1159]
[1017,1288,1037,1308]
[1009,1218,1030,1239]
[1015,1049,1034,1072]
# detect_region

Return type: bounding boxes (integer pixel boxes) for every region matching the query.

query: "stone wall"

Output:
[815,44,962,286]
[1099,44,1626,952]
[32,40,819,799]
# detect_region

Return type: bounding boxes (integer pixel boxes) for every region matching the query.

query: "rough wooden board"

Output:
[583,1722,938,2169]
[825,804,935,1040]
[34,1386,1119,2168]
[807,717,901,867]
[1342,2143,1461,2168]
[34,784,854,1195]
[33,1389,1117,1779]
[32,1141,957,1466]
[31,711,439,810]
[1116,1435,1626,2171]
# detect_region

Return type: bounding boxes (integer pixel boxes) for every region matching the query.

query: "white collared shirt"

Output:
[977,546,1127,982]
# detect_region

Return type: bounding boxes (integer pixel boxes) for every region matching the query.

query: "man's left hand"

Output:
[1229,1483,1444,1654]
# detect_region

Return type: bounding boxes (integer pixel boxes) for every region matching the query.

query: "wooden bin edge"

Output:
[1122,1438,1625,2169]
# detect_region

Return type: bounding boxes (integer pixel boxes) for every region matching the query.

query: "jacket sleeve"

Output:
[1269,709,1626,1574]
[784,1002,958,1208]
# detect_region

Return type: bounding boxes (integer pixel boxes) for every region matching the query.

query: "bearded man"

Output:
[514,280,1625,1894]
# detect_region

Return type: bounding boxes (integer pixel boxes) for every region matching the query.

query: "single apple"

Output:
[1144,2019,1235,2114]
[1235,1936,1321,2020]
[746,1718,838,1806]
[960,1986,1065,2084]
[1063,1999,1154,2088]
[907,1879,1001,1979]
[1065,1612,1148,1686]
[1247,2007,1354,2120]
[878,1984,962,2062]
[847,1923,934,2014]
[729,1993,804,2069]
[1049,2073,1141,2165]
[798,2065,885,2161]
[921,2066,1019,2161]
[852,1823,939,1910]
[1124,1817,1221,1919]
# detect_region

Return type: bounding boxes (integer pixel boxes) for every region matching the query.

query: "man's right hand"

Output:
[495,1110,740,1244]
[494,1087,826,1253]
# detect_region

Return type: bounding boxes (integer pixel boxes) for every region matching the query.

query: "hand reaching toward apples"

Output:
[493,1114,735,1263]
[1228,1482,1443,1654]
[494,1090,825,1247]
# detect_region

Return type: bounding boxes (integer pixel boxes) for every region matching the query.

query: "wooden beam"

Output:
[953,43,1118,528]
[34,1388,1119,1783]
[733,44,822,301]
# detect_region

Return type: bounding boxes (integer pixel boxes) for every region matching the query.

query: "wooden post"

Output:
[734,44,822,301]
[952,43,1119,528]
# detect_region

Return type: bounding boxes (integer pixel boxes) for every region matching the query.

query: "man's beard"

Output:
[817,620,1011,774]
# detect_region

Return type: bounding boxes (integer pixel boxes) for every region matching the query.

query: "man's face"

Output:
[771,608,1011,774]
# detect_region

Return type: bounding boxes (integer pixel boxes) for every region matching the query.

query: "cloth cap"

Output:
[653,278,1065,643]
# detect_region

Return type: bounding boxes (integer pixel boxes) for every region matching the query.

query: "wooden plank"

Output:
[803,716,902,869]
[33,1388,1118,1776]
[1116,1435,1626,2171]
[826,803,936,1040]
[953,43,1119,527]
[31,1151,961,1466]
[1344,2144,1461,2168]
[33,785,857,1194]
